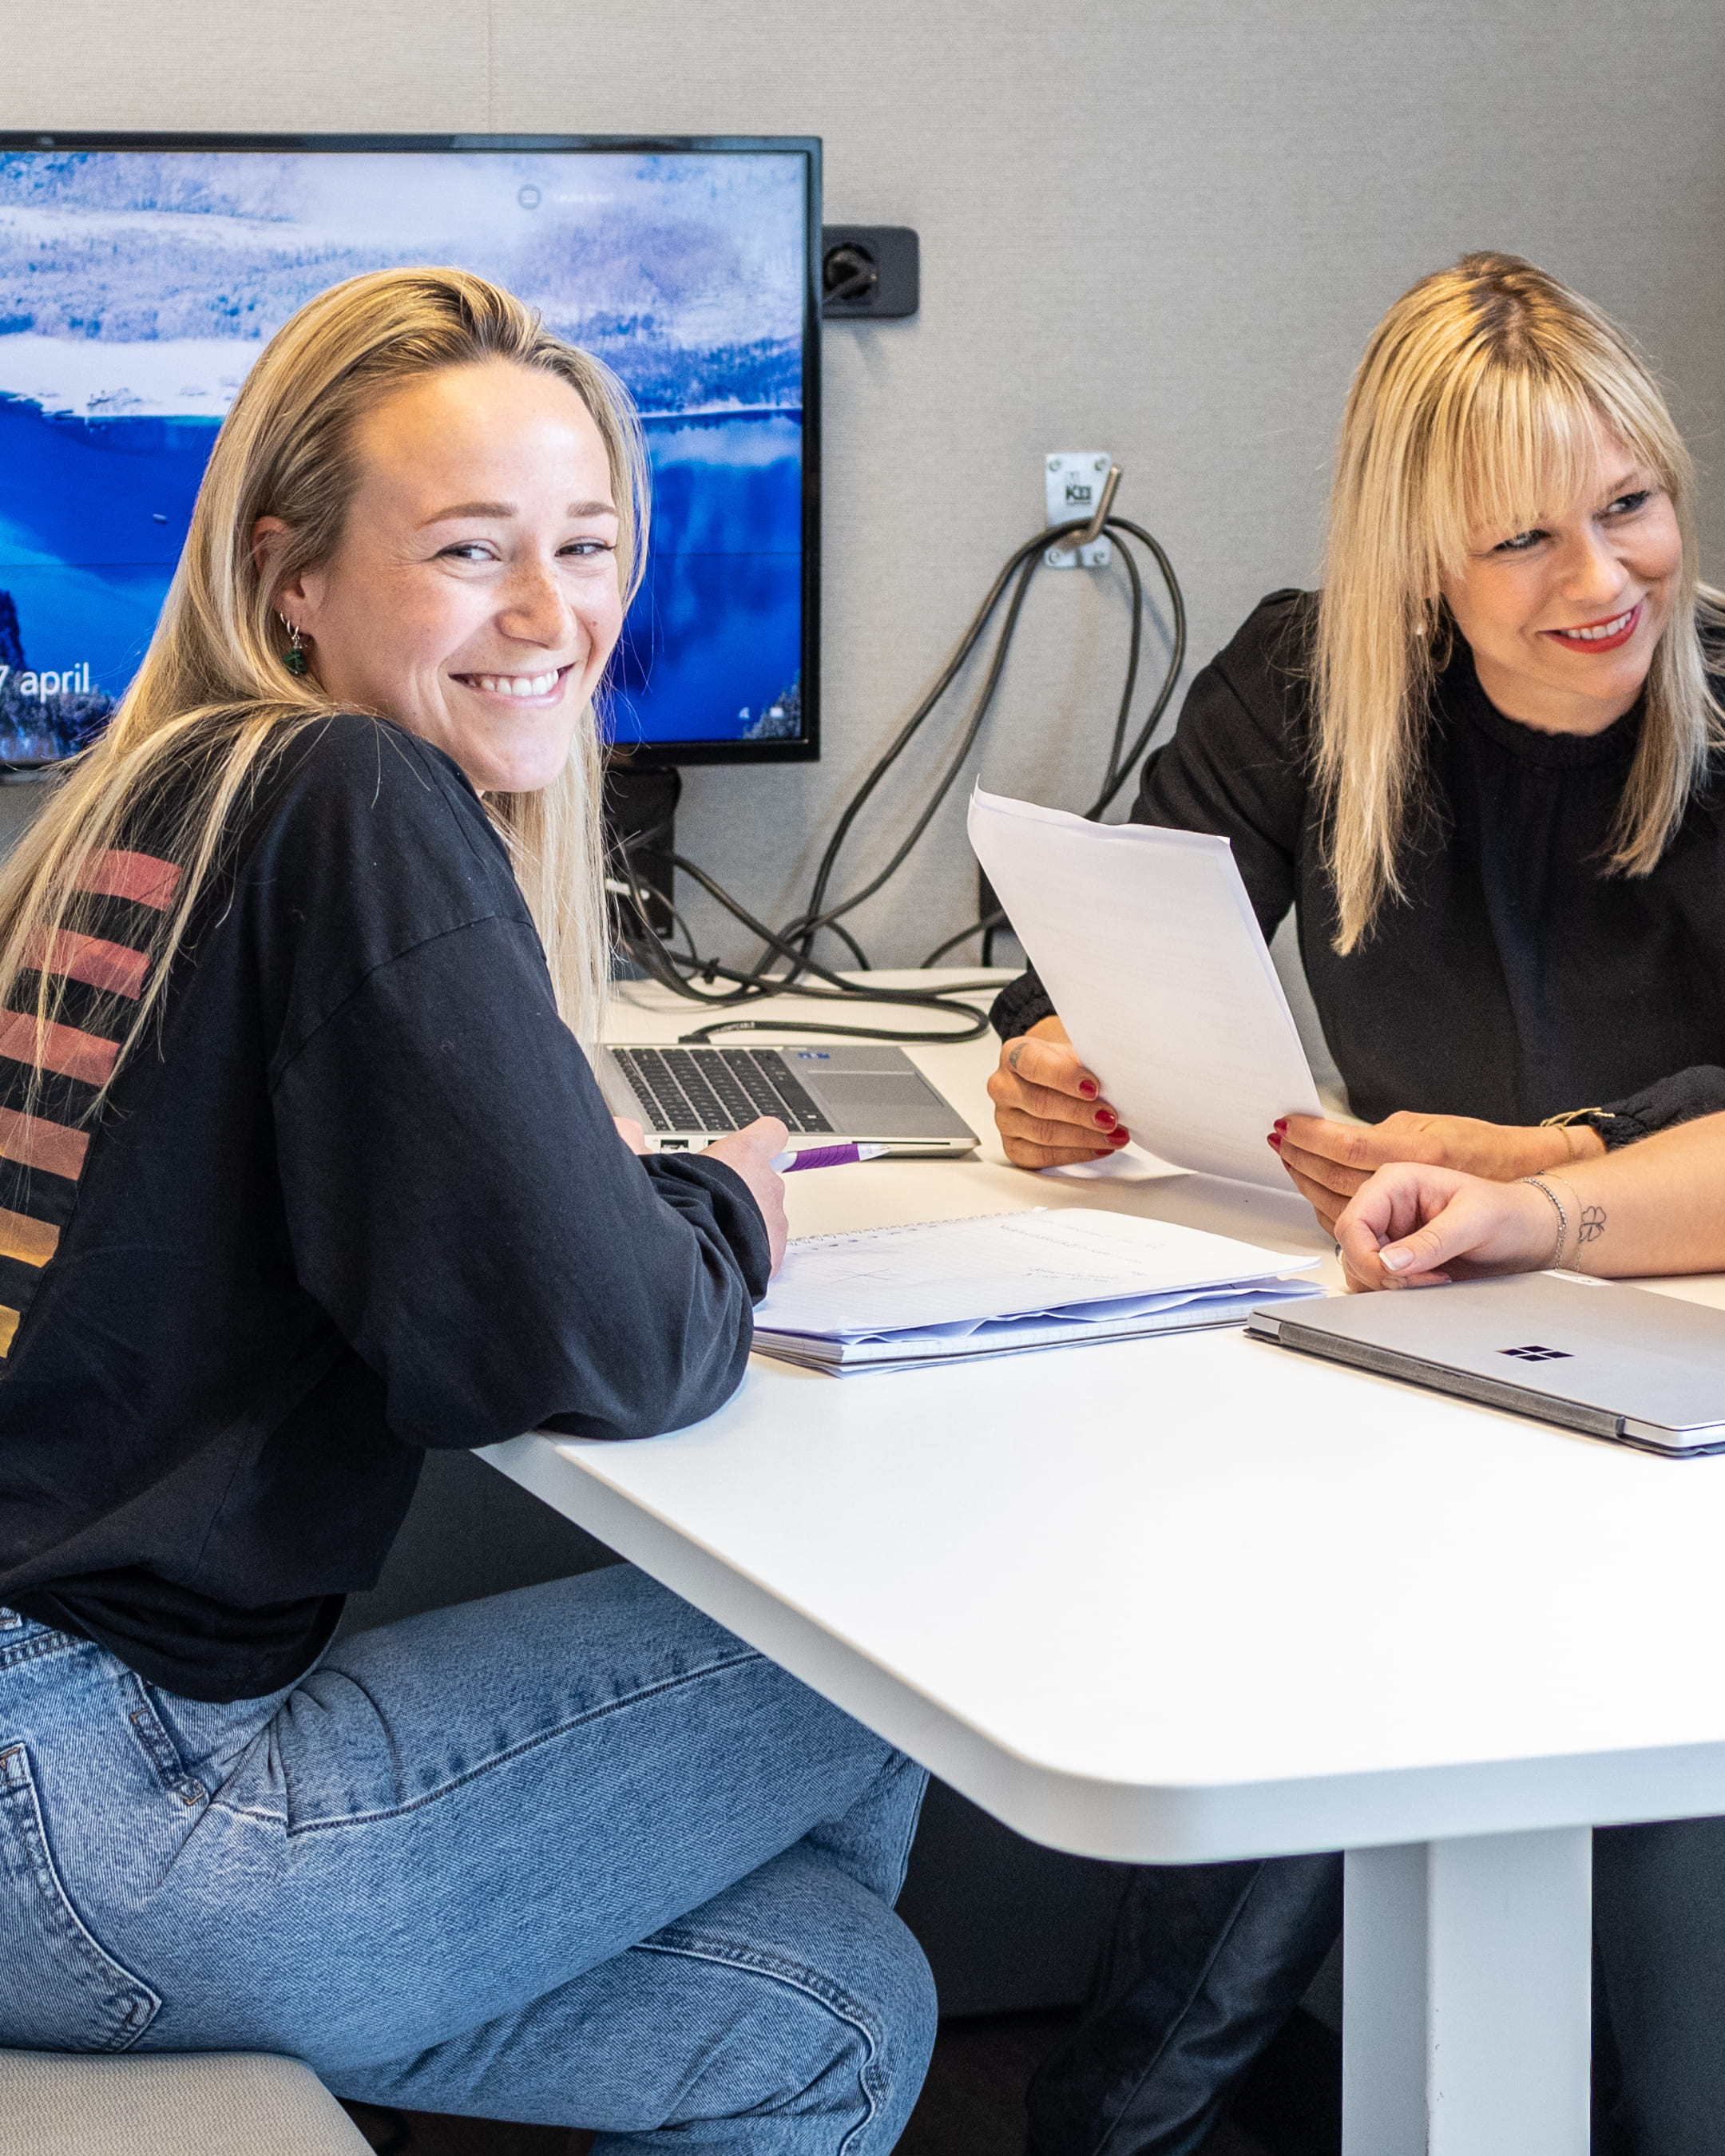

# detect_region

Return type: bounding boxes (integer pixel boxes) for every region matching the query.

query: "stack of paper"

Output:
[751,1207,1323,1376]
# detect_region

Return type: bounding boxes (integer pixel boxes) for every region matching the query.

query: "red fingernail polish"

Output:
[1094,1110,1116,1129]
[1274,1118,1288,1133]
[1108,1129,1129,1147]
[1267,1132,1283,1149]
[1078,1080,1098,1099]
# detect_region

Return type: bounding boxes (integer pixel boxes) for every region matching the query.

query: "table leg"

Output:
[1342,1827,1591,2156]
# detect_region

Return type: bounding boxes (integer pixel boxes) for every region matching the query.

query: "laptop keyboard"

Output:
[611,1047,836,1135]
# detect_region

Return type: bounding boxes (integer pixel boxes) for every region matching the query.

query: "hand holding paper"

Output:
[969,788,1321,1191]
[987,1020,1133,1171]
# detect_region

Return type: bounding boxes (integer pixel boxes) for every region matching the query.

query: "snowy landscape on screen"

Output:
[0,149,807,755]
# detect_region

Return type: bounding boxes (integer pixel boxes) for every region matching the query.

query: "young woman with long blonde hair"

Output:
[992,254,1725,2156]
[0,267,935,2149]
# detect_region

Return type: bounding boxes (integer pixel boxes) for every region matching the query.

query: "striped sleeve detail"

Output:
[0,1103,89,1183]
[73,849,182,911]
[0,864,174,1362]
[0,1207,58,1268]
[0,1009,118,1088]
[22,926,149,1000]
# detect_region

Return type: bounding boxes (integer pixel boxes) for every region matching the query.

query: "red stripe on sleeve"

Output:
[74,850,182,910]
[0,1009,119,1088]
[0,1102,89,1182]
[23,927,149,1001]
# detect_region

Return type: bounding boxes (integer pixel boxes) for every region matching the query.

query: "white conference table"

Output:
[482,969,1725,2156]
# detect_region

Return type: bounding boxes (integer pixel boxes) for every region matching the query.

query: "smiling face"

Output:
[261,359,625,794]
[1440,413,1684,738]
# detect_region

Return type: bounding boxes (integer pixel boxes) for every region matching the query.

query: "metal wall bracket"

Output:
[1045,454,1116,568]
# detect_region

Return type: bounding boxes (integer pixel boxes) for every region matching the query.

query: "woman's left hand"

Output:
[1335,1162,1562,1290]
[1270,1110,1605,1236]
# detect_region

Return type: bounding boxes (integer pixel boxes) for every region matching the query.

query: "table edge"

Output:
[482,1433,1725,1862]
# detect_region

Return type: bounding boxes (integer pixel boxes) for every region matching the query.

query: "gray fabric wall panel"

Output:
[6,0,1720,969]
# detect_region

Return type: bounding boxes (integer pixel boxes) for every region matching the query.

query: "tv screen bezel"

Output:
[0,129,823,769]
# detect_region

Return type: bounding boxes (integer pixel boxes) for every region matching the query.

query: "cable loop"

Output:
[608,506,1186,1041]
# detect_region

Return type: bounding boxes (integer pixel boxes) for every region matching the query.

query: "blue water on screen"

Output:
[0,396,803,745]
[0,146,809,756]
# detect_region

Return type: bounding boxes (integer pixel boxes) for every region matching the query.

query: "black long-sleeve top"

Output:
[0,716,771,1702]
[992,589,1725,1141]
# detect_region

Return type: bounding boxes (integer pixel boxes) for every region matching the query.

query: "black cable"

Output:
[609,537,1059,1036]
[913,513,1188,966]
[612,830,997,1024]
[1081,517,1186,819]
[770,529,1055,977]
[922,906,1009,971]
[1096,533,1144,807]
[821,915,873,972]
[775,546,1045,961]
[608,503,1185,1041]
[813,514,1180,970]
[610,845,997,1042]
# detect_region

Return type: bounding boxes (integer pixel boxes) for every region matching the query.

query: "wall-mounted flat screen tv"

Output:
[0,133,821,767]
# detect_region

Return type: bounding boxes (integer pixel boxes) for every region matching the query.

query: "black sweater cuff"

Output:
[1572,1065,1725,1148]
[642,1151,775,1301]
[989,967,1057,1041]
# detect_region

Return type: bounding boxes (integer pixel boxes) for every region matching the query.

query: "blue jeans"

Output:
[0,1567,935,2150]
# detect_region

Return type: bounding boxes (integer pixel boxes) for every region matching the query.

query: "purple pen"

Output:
[771,1143,889,1173]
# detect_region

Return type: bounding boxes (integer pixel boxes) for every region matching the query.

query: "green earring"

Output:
[280,614,308,676]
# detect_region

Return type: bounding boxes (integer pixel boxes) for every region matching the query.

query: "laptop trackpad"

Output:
[810,1074,942,1113]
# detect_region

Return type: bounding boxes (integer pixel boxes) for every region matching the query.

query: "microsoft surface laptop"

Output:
[1247,1272,1725,1457]
[597,1044,980,1158]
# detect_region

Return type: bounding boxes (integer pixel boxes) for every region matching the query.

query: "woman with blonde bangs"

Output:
[0,268,936,2149]
[997,254,1725,2156]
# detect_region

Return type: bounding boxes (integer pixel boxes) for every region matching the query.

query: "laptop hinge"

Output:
[1263,1319,1624,1439]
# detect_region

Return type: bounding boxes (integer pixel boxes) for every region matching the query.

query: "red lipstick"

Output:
[1542,600,1643,654]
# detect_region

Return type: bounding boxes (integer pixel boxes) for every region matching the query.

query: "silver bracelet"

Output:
[1521,1175,1569,1269]
[1547,1175,1592,1274]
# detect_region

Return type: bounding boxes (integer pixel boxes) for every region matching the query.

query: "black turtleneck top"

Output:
[991,589,1725,1139]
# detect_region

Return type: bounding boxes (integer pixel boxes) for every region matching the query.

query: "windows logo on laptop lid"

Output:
[1247,1270,1725,1456]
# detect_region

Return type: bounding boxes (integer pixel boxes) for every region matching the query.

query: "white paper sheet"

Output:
[751,1208,1319,1340]
[967,787,1322,1188]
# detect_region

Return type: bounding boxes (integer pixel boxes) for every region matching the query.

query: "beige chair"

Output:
[0,2048,370,2155]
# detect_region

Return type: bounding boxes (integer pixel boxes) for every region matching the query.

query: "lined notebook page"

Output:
[753,1209,1319,1339]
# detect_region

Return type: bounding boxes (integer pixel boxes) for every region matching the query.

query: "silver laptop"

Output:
[1247,1272,1725,1457]
[597,1043,980,1158]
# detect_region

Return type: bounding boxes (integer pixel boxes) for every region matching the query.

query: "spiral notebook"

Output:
[751,1208,1322,1376]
